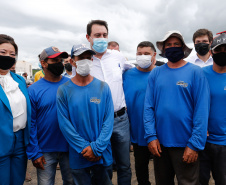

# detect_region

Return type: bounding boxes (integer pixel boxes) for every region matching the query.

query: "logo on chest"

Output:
[176,81,188,88]
[90,97,101,104]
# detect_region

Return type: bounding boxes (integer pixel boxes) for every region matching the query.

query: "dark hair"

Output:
[108,41,119,47]
[193,29,213,43]
[0,34,18,55]
[87,20,108,36]
[137,41,156,52]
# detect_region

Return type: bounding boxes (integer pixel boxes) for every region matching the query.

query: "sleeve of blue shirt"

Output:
[90,86,114,157]
[143,71,158,144]
[187,72,210,151]
[26,88,43,161]
[57,86,90,154]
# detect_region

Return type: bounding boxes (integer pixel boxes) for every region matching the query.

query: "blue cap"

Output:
[39,46,68,61]
[71,44,96,57]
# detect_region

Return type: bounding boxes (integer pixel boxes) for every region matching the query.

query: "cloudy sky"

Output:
[1,0,225,68]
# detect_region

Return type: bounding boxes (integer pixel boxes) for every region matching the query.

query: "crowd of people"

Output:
[0,19,225,185]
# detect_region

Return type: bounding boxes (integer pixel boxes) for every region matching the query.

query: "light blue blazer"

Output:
[0,71,31,157]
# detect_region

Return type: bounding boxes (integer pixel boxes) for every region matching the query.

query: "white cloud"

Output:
[1,0,226,69]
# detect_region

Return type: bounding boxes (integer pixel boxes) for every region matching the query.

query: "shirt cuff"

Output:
[187,143,199,151]
[147,136,158,144]
[90,142,100,157]
[32,152,43,162]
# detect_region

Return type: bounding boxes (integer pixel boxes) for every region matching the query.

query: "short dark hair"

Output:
[87,20,108,36]
[137,41,156,52]
[0,34,18,55]
[193,29,213,43]
[108,41,119,47]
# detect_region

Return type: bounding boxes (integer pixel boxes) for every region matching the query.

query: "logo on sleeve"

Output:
[224,86,226,90]
[90,97,101,104]
[176,81,188,88]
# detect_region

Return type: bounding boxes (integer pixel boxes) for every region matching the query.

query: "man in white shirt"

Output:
[86,19,132,185]
[186,29,213,67]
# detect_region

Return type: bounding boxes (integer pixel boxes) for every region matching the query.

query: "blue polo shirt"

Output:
[123,67,151,146]
[144,63,210,151]
[26,76,70,161]
[57,78,114,169]
[203,65,226,146]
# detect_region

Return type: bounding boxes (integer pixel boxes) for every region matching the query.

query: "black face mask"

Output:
[64,63,72,72]
[0,55,16,70]
[165,47,184,63]
[195,43,210,56]
[47,62,64,76]
[212,52,226,67]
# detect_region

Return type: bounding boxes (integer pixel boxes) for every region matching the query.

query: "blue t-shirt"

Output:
[123,67,151,146]
[203,65,226,146]
[57,78,114,169]
[26,76,70,161]
[144,63,210,151]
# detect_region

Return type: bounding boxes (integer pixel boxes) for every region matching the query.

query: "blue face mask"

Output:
[38,63,42,68]
[92,38,108,53]
[165,47,184,63]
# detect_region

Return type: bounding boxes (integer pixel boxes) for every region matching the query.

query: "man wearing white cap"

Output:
[143,31,210,184]
[199,32,226,185]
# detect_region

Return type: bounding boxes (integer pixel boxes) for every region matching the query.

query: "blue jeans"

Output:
[37,152,74,185]
[0,129,27,185]
[71,165,112,185]
[111,112,131,185]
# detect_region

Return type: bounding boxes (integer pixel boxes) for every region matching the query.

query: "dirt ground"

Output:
[24,152,214,185]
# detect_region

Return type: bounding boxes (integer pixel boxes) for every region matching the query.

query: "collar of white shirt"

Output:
[186,54,213,67]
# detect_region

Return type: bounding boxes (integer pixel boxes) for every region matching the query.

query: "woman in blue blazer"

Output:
[0,34,31,185]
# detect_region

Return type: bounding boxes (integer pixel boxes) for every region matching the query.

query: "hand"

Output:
[183,146,198,163]
[32,156,46,170]
[81,146,101,162]
[148,139,162,157]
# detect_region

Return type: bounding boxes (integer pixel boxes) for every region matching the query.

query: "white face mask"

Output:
[74,59,92,76]
[136,55,152,69]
